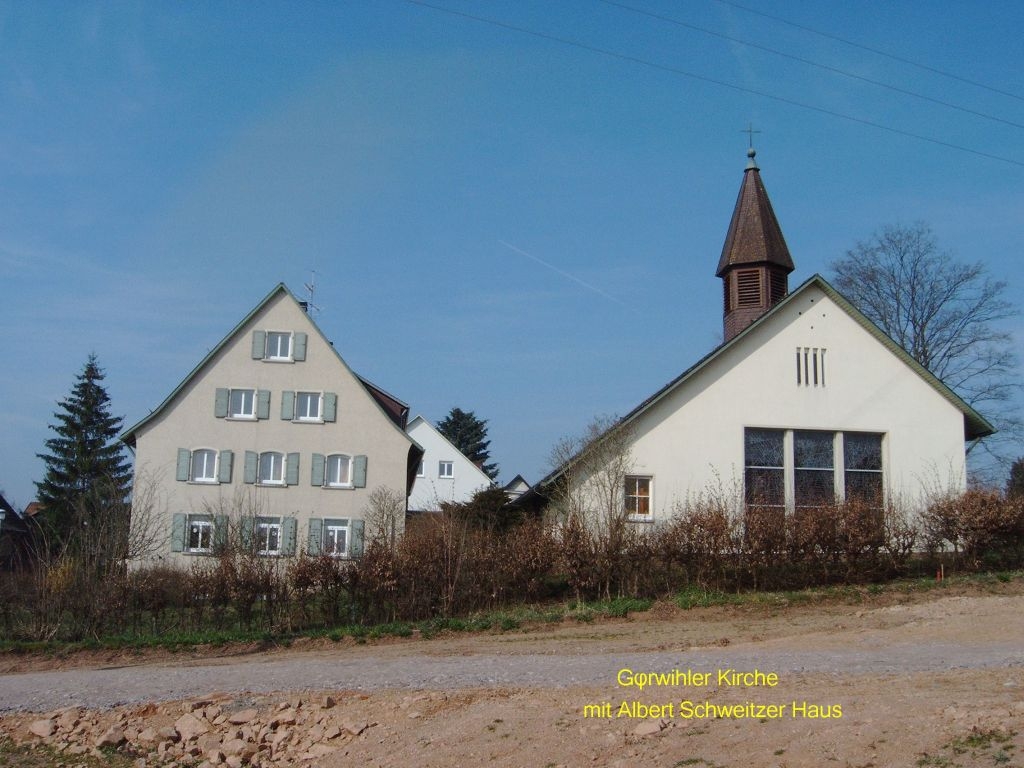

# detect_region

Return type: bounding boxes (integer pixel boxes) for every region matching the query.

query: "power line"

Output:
[402,0,1024,168]
[600,0,1024,131]
[712,0,1024,104]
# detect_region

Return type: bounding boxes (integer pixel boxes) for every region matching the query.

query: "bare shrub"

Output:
[923,489,1024,569]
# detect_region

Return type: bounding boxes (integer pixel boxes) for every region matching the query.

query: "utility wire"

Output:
[600,0,1024,131]
[713,0,1024,103]
[403,0,1024,168]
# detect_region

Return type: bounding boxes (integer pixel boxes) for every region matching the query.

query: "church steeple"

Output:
[717,147,794,342]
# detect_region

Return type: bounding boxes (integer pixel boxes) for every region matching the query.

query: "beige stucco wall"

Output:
[130,289,415,565]
[617,284,968,523]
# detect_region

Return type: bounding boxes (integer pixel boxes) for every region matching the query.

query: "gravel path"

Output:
[2,638,1021,713]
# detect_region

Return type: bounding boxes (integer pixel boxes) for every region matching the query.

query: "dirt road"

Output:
[2,583,1023,766]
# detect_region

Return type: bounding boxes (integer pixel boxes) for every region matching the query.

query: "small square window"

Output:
[187,515,214,553]
[265,332,292,360]
[295,391,322,421]
[190,449,218,483]
[416,460,425,478]
[229,388,256,419]
[256,516,282,555]
[625,476,652,520]
[439,461,454,479]
[258,452,285,485]
[325,454,352,488]
[323,519,349,557]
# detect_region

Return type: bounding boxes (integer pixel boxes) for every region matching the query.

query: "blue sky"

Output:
[2,0,1022,508]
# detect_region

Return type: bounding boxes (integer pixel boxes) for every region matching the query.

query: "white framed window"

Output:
[744,428,786,513]
[229,388,257,419]
[295,391,322,422]
[844,432,884,507]
[794,430,836,511]
[187,514,214,553]
[416,459,425,478]
[439,460,454,479]
[323,519,349,557]
[258,452,285,486]
[265,331,292,361]
[743,428,885,511]
[325,454,353,488]
[625,476,652,521]
[256,516,282,555]
[189,448,218,484]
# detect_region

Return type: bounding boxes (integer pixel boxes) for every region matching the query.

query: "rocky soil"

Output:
[1,581,1023,767]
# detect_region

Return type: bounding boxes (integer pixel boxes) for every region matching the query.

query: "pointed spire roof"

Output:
[715,148,794,277]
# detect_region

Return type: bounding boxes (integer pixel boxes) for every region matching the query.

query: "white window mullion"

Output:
[783,429,795,512]
[834,432,846,502]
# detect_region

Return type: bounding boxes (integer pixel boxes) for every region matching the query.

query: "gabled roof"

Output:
[531,273,994,494]
[716,149,794,277]
[407,415,494,487]
[121,283,417,449]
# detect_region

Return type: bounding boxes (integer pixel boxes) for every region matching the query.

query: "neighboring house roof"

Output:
[357,375,410,430]
[121,283,419,453]
[716,149,794,277]
[0,493,29,534]
[529,273,994,495]
[502,474,531,499]
[407,415,494,490]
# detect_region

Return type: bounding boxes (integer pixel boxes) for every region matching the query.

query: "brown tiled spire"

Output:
[717,148,795,341]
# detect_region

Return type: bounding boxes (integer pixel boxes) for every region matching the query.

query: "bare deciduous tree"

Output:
[831,222,1020,469]
[548,415,637,599]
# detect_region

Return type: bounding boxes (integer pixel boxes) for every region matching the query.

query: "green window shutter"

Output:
[293,332,307,361]
[243,451,258,484]
[218,450,234,483]
[251,330,266,359]
[311,453,325,486]
[286,452,300,485]
[213,515,229,550]
[323,392,337,423]
[350,519,365,558]
[280,390,295,420]
[240,516,254,550]
[353,455,368,488]
[214,388,229,418]
[282,517,297,556]
[307,518,323,555]
[170,513,186,553]
[257,390,271,420]
[176,449,191,482]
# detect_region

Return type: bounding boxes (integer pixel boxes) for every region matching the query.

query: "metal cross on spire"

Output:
[741,122,760,149]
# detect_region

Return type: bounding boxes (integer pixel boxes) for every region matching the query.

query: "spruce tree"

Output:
[1008,458,1024,499]
[437,407,499,481]
[35,355,132,552]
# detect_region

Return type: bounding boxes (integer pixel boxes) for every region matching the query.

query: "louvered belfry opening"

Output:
[716,148,794,342]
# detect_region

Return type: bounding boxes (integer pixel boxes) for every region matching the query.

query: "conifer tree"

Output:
[1008,458,1024,499]
[437,407,499,481]
[35,355,132,552]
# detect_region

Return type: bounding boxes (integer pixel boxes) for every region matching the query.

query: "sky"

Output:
[2,0,1022,509]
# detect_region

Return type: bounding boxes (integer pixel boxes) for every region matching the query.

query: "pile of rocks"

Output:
[8,692,376,767]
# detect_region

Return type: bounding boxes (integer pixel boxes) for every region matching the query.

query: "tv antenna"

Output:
[302,271,322,317]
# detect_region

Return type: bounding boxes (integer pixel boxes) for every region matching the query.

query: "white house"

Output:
[122,284,424,565]
[407,415,493,512]
[533,148,993,524]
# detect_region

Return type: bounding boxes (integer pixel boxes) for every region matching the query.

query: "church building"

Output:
[537,148,993,524]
